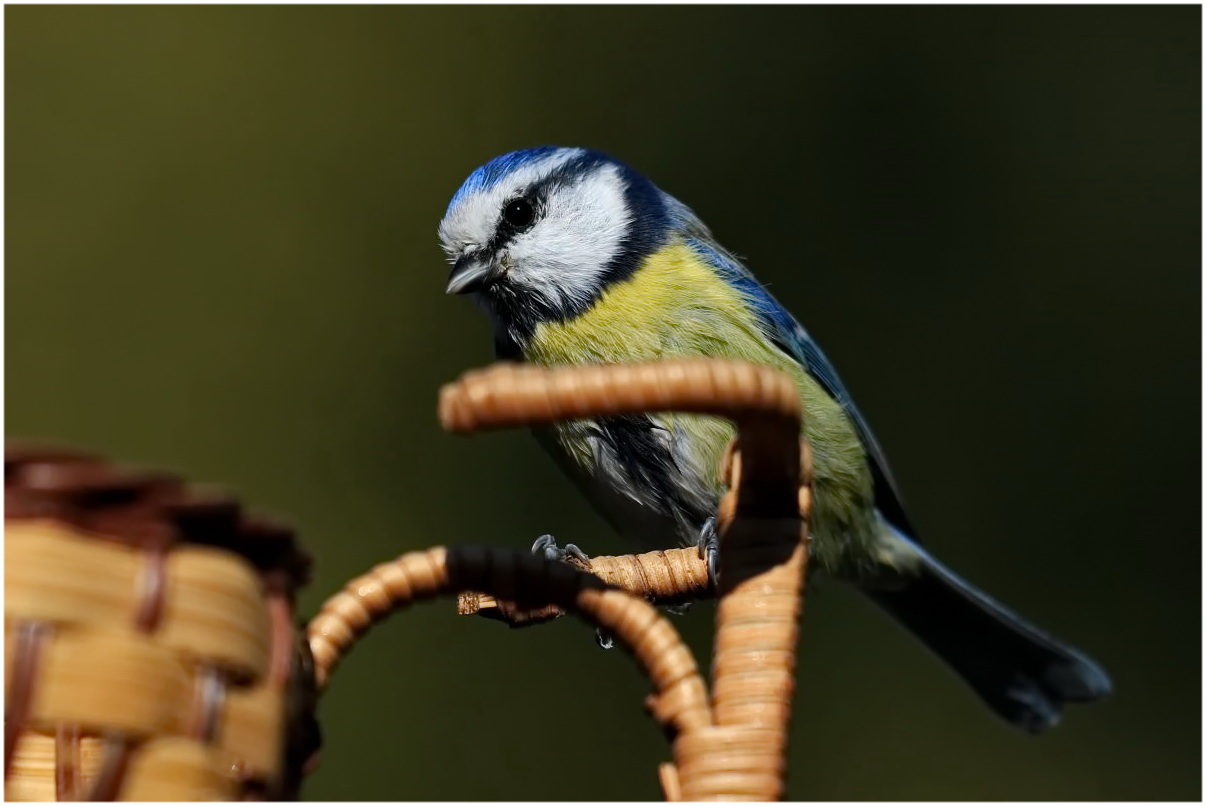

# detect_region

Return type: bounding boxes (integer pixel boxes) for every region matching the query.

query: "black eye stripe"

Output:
[487,156,602,250]
[485,192,543,255]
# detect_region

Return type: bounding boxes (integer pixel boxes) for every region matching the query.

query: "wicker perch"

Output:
[308,359,812,801]
[4,443,321,801]
[7,358,811,801]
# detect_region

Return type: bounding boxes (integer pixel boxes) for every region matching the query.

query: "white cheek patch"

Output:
[505,164,631,310]
[438,149,583,259]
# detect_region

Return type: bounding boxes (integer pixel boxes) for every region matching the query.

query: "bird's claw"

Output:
[696,517,720,590]
[530,536,613,648]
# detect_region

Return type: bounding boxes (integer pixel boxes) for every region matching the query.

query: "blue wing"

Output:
[682,232,917,539]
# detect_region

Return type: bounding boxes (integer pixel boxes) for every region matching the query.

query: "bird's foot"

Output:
[531,534,590,566]
[695,516,720,590]
[530,535,616,650]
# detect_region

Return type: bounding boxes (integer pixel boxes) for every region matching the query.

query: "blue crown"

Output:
[447,146,568,214]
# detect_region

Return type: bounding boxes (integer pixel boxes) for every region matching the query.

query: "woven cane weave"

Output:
[4,443,320,800]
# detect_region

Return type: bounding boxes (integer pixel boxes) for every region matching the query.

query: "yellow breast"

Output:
[526,240,778,367]
[523,238,877,573]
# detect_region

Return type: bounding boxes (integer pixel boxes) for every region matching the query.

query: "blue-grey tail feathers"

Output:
[865,539,1112,734]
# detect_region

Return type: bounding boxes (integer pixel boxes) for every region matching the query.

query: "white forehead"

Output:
[438,149,583,255]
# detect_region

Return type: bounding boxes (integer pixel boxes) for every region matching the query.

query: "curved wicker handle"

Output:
[307,546,711,739]
[309,358,811,800]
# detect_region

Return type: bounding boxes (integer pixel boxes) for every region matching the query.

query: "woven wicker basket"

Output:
[4,443,320,801]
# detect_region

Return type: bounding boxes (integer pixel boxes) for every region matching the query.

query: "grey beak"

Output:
[446,255,501,295]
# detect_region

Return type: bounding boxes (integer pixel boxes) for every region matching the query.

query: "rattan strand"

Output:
[456,545,711,620]
[439,359,799,434]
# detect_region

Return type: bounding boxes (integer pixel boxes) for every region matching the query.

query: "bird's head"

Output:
[439,147,696,337]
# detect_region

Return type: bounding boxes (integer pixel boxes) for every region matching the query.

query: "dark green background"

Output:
[7,5,1200,801]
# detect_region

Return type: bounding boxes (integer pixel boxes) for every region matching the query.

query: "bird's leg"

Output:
[695,516,720,590]
[530,535,615,648]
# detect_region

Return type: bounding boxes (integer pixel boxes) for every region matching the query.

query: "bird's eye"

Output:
[502,198,535,230]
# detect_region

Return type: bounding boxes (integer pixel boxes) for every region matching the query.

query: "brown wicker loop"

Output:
[306,546,712,739]
[310,358,812,800]
[437,359,811,800]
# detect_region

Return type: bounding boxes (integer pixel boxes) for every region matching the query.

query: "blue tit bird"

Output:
[438,146,1111,733]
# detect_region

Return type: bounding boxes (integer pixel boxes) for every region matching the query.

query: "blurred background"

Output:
[6,5,1200,801]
